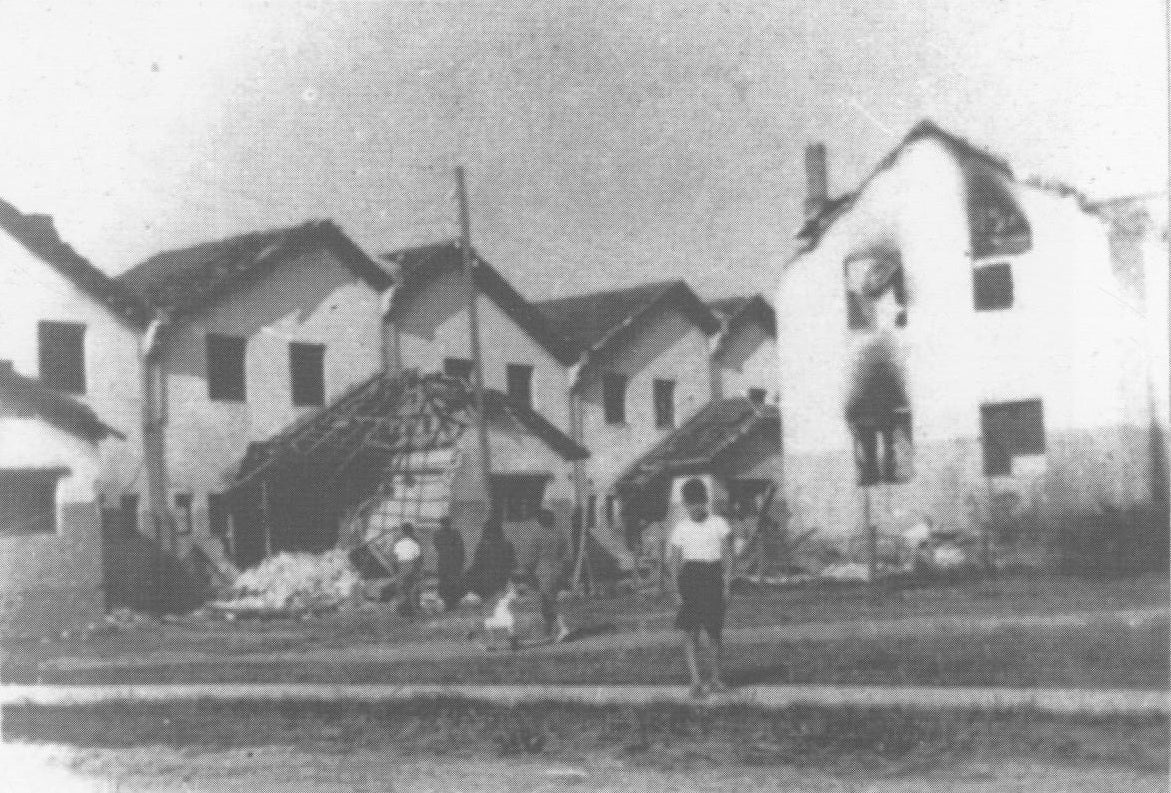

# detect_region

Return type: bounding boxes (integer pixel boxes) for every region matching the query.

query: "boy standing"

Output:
[667,478,733,698]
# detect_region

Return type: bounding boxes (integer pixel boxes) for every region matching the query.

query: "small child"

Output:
[481,578,521,652]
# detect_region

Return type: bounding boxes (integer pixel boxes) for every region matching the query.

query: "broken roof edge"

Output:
[382,241,579,366]
[711,293,776,339]
[792,119,1024,254]
[0,197,153,329]
[483,389,589,462]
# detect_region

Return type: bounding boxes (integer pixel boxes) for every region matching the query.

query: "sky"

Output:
[0,0,1166,300]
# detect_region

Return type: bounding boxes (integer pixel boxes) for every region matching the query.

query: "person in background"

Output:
[667,478,733,698]
[466,517,514,602]
[528,508,568,640]
[433,516,466,612]
[392,523,423,618]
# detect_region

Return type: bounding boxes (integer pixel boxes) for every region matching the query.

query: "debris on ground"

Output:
[211,550,363,615]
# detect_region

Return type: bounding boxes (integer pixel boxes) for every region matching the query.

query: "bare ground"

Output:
[3,744,1167,793]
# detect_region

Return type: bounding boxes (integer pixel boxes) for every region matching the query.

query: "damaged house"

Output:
[114,220,395,595]
[776,121,1169,563]
[230,369,587,571]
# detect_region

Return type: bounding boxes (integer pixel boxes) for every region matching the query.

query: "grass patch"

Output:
[41,615,1168,689]
[5,699,1167,773]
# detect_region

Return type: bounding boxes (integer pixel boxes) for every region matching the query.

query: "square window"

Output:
[981,400,1045,477]
[974,262,1014,311]
[747,388,767,405]
[207,334,246,401]
[0,468,65,535]
[603,372,628,424]
[494,475,547,522]
[443,357,474,382]
[38,321,86,393]
[289,342,325,406]
[653,378,675,428]
[506,364,534,408]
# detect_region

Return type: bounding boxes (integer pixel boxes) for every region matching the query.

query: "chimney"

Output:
[804,142,828,216]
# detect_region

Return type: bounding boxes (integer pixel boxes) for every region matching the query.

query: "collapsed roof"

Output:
[615,396,780,492]
[232,369,587,493]
[119,220,391,319]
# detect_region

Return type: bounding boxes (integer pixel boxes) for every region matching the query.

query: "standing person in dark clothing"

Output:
[467,517,514,601]
[667,478,733,698]
[433,516,466,612]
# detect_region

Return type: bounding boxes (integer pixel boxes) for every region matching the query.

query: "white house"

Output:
[775,121,1169,561]
[0,198,150,510]
[116,220,393,569]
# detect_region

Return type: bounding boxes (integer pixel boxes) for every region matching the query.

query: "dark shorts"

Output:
[675,561,726,640]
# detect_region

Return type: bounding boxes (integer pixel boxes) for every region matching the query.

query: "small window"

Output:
[981,400,1045,477]
[174,493,193,535]
[851,410,913,486]
[747,388,767,405]
[974,262,1014,311]
[443,357,474,382]
[0,468,65,535]
[653,378,675,428]
[603,372,628,425]
[585,494,598,529]
[38,321,86,393]
[289,342,325,407]
[506,364,534,408]
[207,334,246,401]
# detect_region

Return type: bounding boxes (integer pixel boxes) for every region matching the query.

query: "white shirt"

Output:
[393,536,422,564]
[669,515,731,562]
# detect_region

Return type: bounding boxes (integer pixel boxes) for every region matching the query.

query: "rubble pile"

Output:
[212,550,363,614]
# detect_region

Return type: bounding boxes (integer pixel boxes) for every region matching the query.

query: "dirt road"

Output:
[3,744,1166,793]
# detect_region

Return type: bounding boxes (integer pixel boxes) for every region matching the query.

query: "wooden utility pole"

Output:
[455,166,494,516]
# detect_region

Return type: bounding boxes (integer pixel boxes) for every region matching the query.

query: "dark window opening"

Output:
[174,493,193,535]
[981,400,1045,477]
[968,170,1032,259]
[653,378,675,428]
[443,357,474,383]
[727,479,771,521]
[120,493,139,534]
[851,410,913,486]
[974,262,1014,311]
[747,388,767,405]
[0,468,65,535]
[603,372,628,424]
[493,475,547,522]
[38,321,86,393]
[207,334,246,401]
[289,342,325,407]
[844,249,906,332]
[506,364,534,408]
